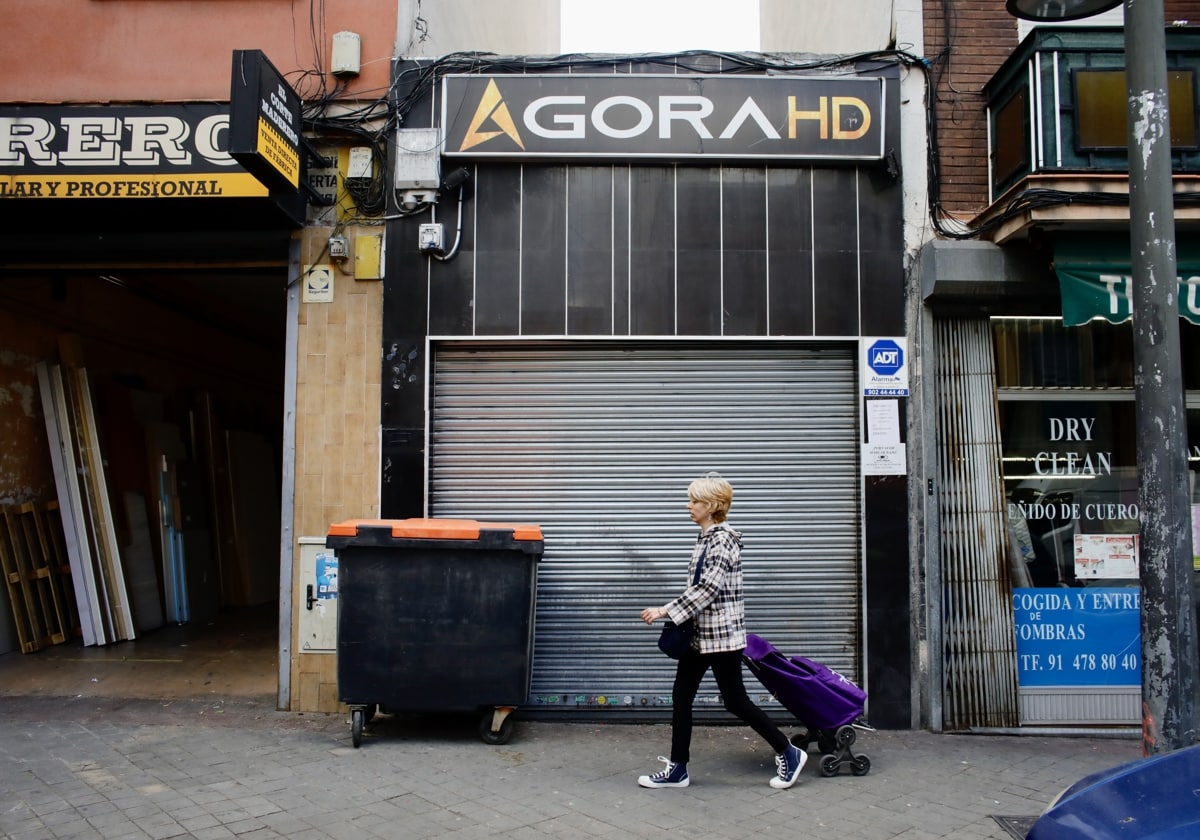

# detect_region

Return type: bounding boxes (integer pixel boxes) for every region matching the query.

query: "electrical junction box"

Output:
[347,146,373,180]
[419,223,444,253]
[298,537,339,652]
[331,31,361,77]
[354,233,384,280]
[395,128,441,190]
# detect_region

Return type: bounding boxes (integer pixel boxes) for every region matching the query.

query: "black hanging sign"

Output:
[229,50,302,192]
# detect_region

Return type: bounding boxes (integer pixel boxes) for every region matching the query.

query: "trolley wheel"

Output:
[819,753,840,777]
[851,755,872,776]
[351,707,366,748]
[478,710,515,745]
[835,725,857,748]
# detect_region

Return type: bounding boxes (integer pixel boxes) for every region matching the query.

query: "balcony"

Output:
[978,25,1200,243]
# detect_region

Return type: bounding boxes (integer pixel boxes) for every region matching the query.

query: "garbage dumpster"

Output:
[326,518,543,747]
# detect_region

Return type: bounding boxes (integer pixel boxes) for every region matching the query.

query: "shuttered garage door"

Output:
[428,341,861,714]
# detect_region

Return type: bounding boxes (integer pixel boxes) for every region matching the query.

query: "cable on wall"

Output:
[290,3,1167,242]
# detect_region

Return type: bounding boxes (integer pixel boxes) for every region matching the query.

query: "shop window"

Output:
[994,318,1200,587]
[1001,399,1139,587]
[994,317,1200,389]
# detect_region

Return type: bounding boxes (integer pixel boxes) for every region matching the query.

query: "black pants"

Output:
[670,648,790,765]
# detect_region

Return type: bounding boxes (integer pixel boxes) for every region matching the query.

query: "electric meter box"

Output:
[394,128,442,190]
[298,537,339,653]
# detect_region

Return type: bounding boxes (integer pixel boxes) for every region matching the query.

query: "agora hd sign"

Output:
[441,74,886,161]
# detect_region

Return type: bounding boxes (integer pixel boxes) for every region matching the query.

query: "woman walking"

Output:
[638,472,806,790]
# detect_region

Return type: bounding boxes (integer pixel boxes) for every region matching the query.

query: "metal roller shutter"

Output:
[428,341,861,713]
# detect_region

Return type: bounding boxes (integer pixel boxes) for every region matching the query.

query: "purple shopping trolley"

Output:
[744,633,873,776]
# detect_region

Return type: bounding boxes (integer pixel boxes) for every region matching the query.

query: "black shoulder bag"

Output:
[657,547,707,659]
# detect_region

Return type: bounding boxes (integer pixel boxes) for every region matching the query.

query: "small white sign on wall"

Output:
[302,264,335,303]
[863,442,906,475]
[862,397,906,475]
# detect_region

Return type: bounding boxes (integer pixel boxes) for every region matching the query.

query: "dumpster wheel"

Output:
[350,706,370,748]
[478,707,516,745]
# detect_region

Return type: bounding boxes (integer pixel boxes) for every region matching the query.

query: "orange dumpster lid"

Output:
[327,518,543,542]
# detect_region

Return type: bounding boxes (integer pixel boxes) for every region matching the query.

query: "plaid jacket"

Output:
[664,523,747,654]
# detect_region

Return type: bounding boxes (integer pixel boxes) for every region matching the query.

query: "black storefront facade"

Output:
[379,54,913,729]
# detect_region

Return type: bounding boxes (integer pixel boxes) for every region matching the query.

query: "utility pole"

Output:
[1125,0,1200,755]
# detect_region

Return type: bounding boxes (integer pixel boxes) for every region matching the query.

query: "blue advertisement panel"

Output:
[1012,587,1141,687]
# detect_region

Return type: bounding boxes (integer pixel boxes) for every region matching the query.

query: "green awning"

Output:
[1055,239,1200,327]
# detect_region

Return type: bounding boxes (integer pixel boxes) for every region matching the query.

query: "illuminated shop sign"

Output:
[0,104,267,199]
[229,49,302,192]
[440,74,886,161]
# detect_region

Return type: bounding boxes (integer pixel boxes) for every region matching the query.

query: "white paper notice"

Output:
[866,399,901,444]
[862,442,906,475]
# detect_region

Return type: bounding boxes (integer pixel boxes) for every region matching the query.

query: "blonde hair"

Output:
[688,471,733,523]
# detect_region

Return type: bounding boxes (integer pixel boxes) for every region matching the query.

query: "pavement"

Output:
[0,691,1142,840]
[0,609,1145,839]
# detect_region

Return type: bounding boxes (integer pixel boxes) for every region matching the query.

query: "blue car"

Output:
[1027,743,1200,839]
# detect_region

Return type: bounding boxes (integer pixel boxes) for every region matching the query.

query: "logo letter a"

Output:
[460,79,525,151]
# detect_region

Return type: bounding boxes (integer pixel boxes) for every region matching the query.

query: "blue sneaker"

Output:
[638,756,689,788]
[770,744,807,789]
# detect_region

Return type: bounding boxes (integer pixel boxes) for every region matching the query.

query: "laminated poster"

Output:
[1074,534,1138,579]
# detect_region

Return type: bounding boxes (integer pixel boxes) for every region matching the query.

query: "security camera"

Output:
[441,168,471,191]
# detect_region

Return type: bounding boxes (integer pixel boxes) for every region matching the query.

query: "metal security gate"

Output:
[428,341,861,714]
[934,319,1019,729]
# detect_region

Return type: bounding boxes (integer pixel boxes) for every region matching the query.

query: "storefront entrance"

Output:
[0,266,288,702]
[426,340,863,714]
[934,313,1200,729]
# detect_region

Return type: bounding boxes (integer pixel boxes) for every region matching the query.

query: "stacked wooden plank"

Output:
[0,502,79,652]
[36,361,137,646]
[17,343,282,646]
